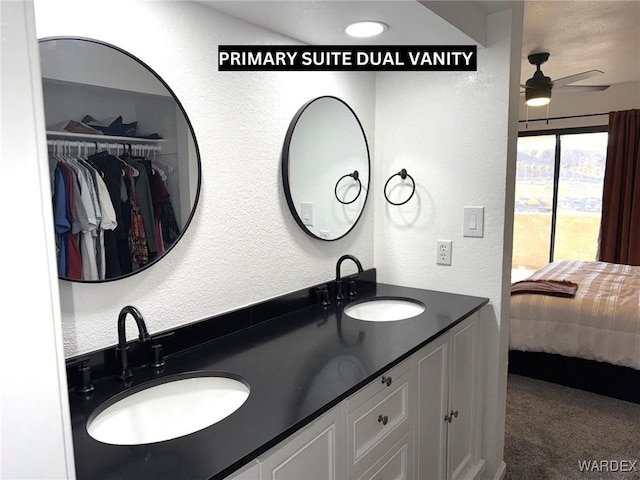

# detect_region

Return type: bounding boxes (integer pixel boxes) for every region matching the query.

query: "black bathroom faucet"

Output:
[335,254,364,301]
[115,305,150,381]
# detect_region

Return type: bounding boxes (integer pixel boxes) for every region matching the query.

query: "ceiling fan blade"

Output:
[552,70,604,87]
[555,84,610,93]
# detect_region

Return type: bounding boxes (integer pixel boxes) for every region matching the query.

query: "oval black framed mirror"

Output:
[282,96,370,241]
[40,37,201,282]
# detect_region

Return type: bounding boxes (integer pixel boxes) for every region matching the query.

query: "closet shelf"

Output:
[46,130,165,144]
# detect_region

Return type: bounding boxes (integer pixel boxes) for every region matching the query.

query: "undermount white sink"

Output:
[87,373,250,445]
[344,297,426,322]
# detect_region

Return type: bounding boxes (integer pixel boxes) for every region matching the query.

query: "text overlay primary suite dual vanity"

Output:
[48,36,490,480]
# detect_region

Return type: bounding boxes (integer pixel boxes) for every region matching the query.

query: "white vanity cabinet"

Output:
[415,312,483,480]
[224,405,344,480]
[259,404,345,480]
[345,357,414,479]
[224,311,483,480]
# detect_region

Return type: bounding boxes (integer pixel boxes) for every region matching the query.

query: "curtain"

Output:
[598,109,640,265]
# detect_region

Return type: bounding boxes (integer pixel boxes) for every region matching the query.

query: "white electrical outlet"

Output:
[437,240,452,265]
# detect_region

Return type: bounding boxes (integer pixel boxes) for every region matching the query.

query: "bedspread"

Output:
[510,260,640,370]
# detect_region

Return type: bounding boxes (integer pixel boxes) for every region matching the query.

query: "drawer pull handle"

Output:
[444,410,459,423]
[377,414,389,425]
[381,375,392,386]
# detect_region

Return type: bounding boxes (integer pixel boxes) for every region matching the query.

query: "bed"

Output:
[509,260,640,403]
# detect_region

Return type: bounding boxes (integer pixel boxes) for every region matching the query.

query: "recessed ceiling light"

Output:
[345,21,388,38]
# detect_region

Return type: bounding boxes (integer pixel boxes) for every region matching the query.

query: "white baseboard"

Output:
[493,461,507,480]
[464,458,486,480]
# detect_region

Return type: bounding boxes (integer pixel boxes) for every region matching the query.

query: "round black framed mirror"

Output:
[282,96,370,241]
[40,37,201,282]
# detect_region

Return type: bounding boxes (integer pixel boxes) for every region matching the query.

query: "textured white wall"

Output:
[373,7,523,478]
[33,0,376,357]
[374,33,511,298]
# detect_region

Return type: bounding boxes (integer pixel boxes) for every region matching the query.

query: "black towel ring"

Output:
[335,170,362,205]
[384,168,415,206]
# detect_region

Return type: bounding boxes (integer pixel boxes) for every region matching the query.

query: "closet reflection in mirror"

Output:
[40,37,201,282]
[282,96,370,241]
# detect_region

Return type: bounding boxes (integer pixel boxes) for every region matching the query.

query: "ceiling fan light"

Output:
[526,96,551,107]
[525,87,551,107]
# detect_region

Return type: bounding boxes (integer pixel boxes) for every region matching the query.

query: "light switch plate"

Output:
[463,206,484,238]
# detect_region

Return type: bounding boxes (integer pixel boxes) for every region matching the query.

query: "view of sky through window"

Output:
[512,131,608,282]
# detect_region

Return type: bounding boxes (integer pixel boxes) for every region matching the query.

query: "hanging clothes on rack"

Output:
[88,150,130,279]
[83,157,118,280]
[148,167,168,255]
[124,155,158,260]
[147,167,180,250]
[56,162,82,279]
[52,166,71,277]
[62,154,100,280]
[50,143,118,280]
[48,139,168,280]
[124,164,149,268]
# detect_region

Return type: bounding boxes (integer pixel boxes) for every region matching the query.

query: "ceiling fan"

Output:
[522,52,610,107]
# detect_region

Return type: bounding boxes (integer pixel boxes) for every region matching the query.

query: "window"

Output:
[512,128,608,282]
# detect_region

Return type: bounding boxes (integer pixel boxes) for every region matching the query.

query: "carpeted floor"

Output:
[504,374,640,480]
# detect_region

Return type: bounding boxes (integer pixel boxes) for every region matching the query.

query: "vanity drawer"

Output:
[347,368,412,475]
[355,431,414,480]
[346,356,412,413]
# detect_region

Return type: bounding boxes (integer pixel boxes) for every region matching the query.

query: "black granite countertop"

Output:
[68,282,488,480]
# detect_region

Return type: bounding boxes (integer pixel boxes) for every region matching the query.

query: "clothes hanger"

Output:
[146,145,167,179]
[79,143,104,178]
[151,163,167,181]
[62,141,76,164]
[54,140,68,164]
[124,143,146,161]
[151,156,174,173]
[114,143,139,177]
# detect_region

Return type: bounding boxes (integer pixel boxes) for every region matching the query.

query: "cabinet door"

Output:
[447,314,480,480]
[415,332,449,480]
[260,405,344,480]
